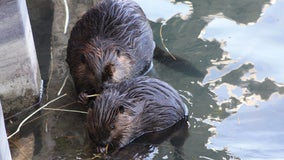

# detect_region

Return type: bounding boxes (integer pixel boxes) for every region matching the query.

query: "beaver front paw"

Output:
[78,92,89,105]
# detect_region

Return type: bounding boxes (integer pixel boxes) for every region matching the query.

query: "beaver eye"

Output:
[110,124,115,130]
[80,54,86,63]
[115,49,121,57]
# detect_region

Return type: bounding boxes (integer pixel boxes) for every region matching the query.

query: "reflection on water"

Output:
[207,95,284,159]
[8,0,284,159]
[201,0,284,83]
[199,0,284,159]
[149,0,284,159]
[133,0,192,22]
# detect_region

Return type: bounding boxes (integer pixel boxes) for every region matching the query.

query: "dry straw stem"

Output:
[63,0,69,34]
[92,153,104,159]
[43,108,87,114]
[57,74,69,96]
[7,93,67,139]
[87,94,100,98]
[23,101,76,126]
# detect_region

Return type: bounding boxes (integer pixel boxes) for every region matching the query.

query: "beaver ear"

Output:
[118,105,124,113]
[80,54,86,63]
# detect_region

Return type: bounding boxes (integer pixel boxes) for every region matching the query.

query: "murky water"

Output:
[8,0,284,159]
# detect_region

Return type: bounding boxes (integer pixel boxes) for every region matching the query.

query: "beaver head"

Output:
[87,77,188,153]
[71,39,133,94]
[87,89,137,153]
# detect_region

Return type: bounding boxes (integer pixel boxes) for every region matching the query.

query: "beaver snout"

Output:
[102,63,115,82]
[96,140,118,154]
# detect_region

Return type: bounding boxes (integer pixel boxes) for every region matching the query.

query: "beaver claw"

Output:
[78,92,89,105]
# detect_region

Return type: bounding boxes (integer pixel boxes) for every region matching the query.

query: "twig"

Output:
[87,94,100,98]
[57,75,69,96]
[160,21,176,60]
[23,102,76,126]
[43,108,87,114]
[63,0,69,34]
[105,144,109,154]
[92,153,103,159]
[7,93,67,139]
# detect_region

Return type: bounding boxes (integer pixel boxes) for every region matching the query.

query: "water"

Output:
[8,0,284,159]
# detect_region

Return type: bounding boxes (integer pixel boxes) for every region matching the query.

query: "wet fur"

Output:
[87,76,188,151]
[67,0,155,95]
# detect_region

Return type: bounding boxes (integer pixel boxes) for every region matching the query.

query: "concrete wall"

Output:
[0,0,42,115]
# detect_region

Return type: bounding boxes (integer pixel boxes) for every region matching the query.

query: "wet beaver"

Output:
[87,76,189,153]
[66,0,155,103]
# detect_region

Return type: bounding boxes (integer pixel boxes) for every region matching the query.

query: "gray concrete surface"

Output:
[0,0,42,115]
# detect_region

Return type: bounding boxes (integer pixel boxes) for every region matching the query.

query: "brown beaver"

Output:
[66,0,155,103]
[86,76,189,153]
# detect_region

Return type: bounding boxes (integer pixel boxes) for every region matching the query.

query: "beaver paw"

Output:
[78,92,89,105]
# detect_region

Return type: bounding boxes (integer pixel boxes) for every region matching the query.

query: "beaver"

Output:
[66,0,155,104]
[86,76,189,153]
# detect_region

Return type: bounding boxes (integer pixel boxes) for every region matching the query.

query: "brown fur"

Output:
[87,76,188,152]
[66,0,155,99]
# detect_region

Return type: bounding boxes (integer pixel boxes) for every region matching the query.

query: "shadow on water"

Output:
[154,47,204,78]
[27,0,53,84]
[7,0,284,159]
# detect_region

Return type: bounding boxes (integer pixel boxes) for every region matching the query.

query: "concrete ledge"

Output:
[0,0,42,115]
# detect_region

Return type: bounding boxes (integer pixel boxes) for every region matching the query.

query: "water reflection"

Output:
[201,0,284,83]
[133,0,192,22]
[199,0,284,159]
[207,95,284,159]
[149,0,284,159]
